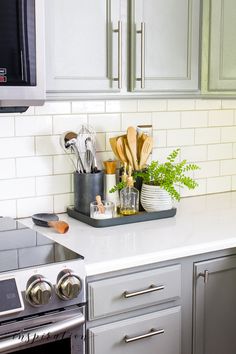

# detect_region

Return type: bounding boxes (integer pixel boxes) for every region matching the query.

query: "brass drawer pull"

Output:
[123,284,165,298]
[124,328,164,343]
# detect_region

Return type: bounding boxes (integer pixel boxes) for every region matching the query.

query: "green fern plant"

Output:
[134,148,200,201]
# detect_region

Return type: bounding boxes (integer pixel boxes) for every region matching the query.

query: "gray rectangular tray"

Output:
[67,206,177,228]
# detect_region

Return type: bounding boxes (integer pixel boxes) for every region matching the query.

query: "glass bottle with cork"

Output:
[120,165,139,216]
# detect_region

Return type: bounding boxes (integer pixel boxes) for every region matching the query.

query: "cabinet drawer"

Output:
[88,306,181,354]
[88,264,181,320]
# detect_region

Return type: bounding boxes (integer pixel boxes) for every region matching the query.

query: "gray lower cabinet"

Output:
[201,0,236,94]
[88,307,181,354]
[193,254,236,354]
[130,0,200,92]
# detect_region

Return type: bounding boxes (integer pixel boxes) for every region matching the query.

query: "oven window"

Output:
[11,338,71,354]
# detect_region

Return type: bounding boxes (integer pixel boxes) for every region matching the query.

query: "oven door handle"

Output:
[0,312,85,353]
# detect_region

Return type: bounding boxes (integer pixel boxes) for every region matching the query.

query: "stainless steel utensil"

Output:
[60,131,85,172]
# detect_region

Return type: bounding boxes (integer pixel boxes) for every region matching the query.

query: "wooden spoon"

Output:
[96,195,105,213]
[109,137,120,160]
[123,137,134,169]
[127,126,139,170]
[116,136,128,164]
[139,136,153,169]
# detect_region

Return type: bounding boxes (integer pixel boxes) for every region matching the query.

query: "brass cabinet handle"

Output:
[113,21,122,89]
[199,270,209,284]
[136,22,145,88]
[123,284,165,298]
[124,328,164,343]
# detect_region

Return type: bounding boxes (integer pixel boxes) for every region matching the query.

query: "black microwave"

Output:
[0,0,45,111]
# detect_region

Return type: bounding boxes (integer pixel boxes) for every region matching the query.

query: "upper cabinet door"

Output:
[202,0,236,93]
[45,0,122,93]
[130,0,200,92]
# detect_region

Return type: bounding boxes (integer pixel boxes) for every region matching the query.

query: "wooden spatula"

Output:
[127,126,139,171]
[123,137,134,169]
[116,136,128,164]
[109,137,120,160]
[139,136,153,170]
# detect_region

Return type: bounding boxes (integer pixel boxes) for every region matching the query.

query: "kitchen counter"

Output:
[21,192,236,276]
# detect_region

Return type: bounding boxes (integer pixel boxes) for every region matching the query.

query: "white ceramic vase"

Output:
[141,184,172,212]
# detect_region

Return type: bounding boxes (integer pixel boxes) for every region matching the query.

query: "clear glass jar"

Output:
[90,201,115,219]
[120,186,139,216]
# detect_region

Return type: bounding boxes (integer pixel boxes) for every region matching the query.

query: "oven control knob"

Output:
[26,275,53,306]
[56,269,82,300]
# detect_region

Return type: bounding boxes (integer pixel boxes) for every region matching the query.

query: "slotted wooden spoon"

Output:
[139,136,153,169]
[109,137,121,160]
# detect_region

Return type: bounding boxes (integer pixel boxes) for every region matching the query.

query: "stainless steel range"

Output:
[0,217,86,354]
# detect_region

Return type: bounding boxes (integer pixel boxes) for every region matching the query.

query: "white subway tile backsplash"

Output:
[53,155,75,174]
[231,175,236,190]
[221,126,236,142]
[121,113,152,130]
[36,136,62,155]
[167,99,195,111]
[0,159,15,179]
[152,147,180,163]
[152,111,181,129]
[208,110,234,127]
[0,117,14,137]
[89,114,120,132]
[35,101,71,115]
[72,101,105,113]
[36,175,71,196]
[220,159,236,176]
[208,143,233,160]
[0,137,34,158]
[53,115,87,134]
[195,128,221,144]
[0,200,16,218]
[180,145,207,162]
[96,133,106,152]
[194,161,220,178]
[54,193,74,213]
[207,176,231,194]
[15,116,52,136]
[17,196,53,218]
[106,100,137,113]
[1,99,236,217]
[16,156,53,177]
[0,178,35,200]
[137,99,167,112]
[180,178,207,197]
[167,129,194,147]
[153,130,167,148]
[181,111,208,128]
[195,99,221,110]
[222,100,236,109]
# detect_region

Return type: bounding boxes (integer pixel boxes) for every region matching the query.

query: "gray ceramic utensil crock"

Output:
[74,170,104,215]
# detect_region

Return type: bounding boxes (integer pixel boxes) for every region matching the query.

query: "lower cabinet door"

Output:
[88,306,181,354]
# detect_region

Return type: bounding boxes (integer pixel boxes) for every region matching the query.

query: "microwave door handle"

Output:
[20,50,25,82]
[0,312,85,353]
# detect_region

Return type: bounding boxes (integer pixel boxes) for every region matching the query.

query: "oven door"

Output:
[0,307,85,354]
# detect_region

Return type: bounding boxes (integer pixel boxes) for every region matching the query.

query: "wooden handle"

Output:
[48,221,69,234]
[96,195,105,213]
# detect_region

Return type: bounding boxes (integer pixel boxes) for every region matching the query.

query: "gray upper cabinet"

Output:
[45,0,200,97]
[202,0,236,94]
[130,0,200,92]
[193,255,236,354]
[45,0,122,94]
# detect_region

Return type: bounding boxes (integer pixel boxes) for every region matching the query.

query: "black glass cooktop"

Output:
[0,217,83,273]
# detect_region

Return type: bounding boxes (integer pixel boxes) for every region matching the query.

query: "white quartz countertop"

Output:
[21,192,236,276]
